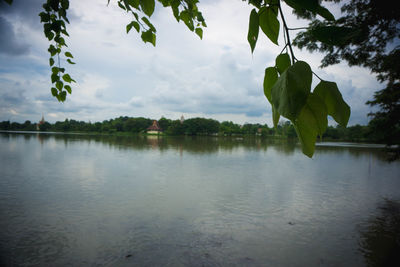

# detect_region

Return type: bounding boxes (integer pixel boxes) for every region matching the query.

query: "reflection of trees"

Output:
[0,132,388,160]
[315,144,388,161]
[359,199,400,267]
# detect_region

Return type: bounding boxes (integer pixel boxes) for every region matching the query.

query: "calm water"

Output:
[0,132,399,266]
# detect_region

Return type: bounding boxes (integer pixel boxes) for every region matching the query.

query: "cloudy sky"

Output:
[0,0,381,125]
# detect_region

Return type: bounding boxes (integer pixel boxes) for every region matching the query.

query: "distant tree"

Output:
[158,117,171,131]
[0,121,11,130]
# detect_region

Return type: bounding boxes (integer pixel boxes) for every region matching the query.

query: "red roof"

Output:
[147,120,162,131]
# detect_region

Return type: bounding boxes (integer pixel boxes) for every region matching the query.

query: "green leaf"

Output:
[64,85,72,94]
[272,105,280,128]
[263,67,278,103]
[51,66,59,73]
[284,0,319,13]
[118,1,127,10]
[180,10,194,31]
[56,81,63,91]
[259,7,279,45]
[61,0,69,9]
[67,59,76,64]
[247,9,259,54]
[127,0,140,8]
[51,73,59,83]
[59,91,67,102]
[294,93,328,158]
[316,6,335,21]
[195,28,203,39]
[141,17,156,32]
[62,74,72,83]
[39,12,50,23]
[141,29,156,46]
[127,21,140,33]
[49,58,55,66]
[51,87,58,97]
[140,0,155,17]
[171,0,180,21]
[275,53,291,74]
[64,51,73,58]
[48,45,57,56]
[4,0,13,5]
[313,81,351,127]
[126,23,133,33]
[45,31,55,41]
[271,61,312,121]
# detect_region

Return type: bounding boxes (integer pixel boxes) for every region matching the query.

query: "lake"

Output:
[0,132,399,266]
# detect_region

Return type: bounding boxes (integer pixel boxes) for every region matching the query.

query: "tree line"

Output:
[0,116,382,142]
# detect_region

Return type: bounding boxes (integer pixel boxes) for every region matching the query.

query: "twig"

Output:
[278,4,295,65]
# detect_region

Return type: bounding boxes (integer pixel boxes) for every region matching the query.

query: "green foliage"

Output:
[258,6,279,45]
[293,93,327,157]
[247,9,259,53]
[40,0,75,102]
[245,0,350,157]
[292,0,399,158]
[271,61,312,121]
[263,67,278,103]
[275,53,291,74]
[313,81,350,127]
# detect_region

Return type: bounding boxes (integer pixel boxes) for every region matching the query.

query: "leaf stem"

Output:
[312,71,324,81]
[278,4,295,65]
[288,27,309,31]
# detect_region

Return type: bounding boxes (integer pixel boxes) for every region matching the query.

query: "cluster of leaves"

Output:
[292,0,399,159]
[117,0,206,46]
[35,0,206,102]
[39,0,76,102]
[246,0,350,157]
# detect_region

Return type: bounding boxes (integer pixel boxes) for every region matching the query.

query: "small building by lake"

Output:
[147,120,162,135]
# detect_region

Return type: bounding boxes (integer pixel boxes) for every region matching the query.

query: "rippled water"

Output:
[0,133,399,266]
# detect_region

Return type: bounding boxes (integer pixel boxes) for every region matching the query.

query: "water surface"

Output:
[0,133,399,266]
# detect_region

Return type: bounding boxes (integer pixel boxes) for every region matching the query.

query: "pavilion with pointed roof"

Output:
[147,120,162,134]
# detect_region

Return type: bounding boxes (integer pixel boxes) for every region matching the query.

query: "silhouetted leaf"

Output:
[271,61,312,120]
[141,29,156,46]
[140,0,155,17]
[313,80,350,127]
[56,81,63,91]
[247,9,259,53]
[64,85,72,94]
[294,93,328,157]
[51,87,58,96]
[263,67,278,103]
[259,6,279,45]
[142,17,156,32]
[316,6,335,21]
[284,0,318,13]
[195,28,203,39]
[275,53,291,74]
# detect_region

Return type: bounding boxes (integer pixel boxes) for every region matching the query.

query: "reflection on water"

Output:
[359,199,400,267]
[0,132,399,266]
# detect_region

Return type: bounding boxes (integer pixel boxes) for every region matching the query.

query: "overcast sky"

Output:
[0,0,381,125]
